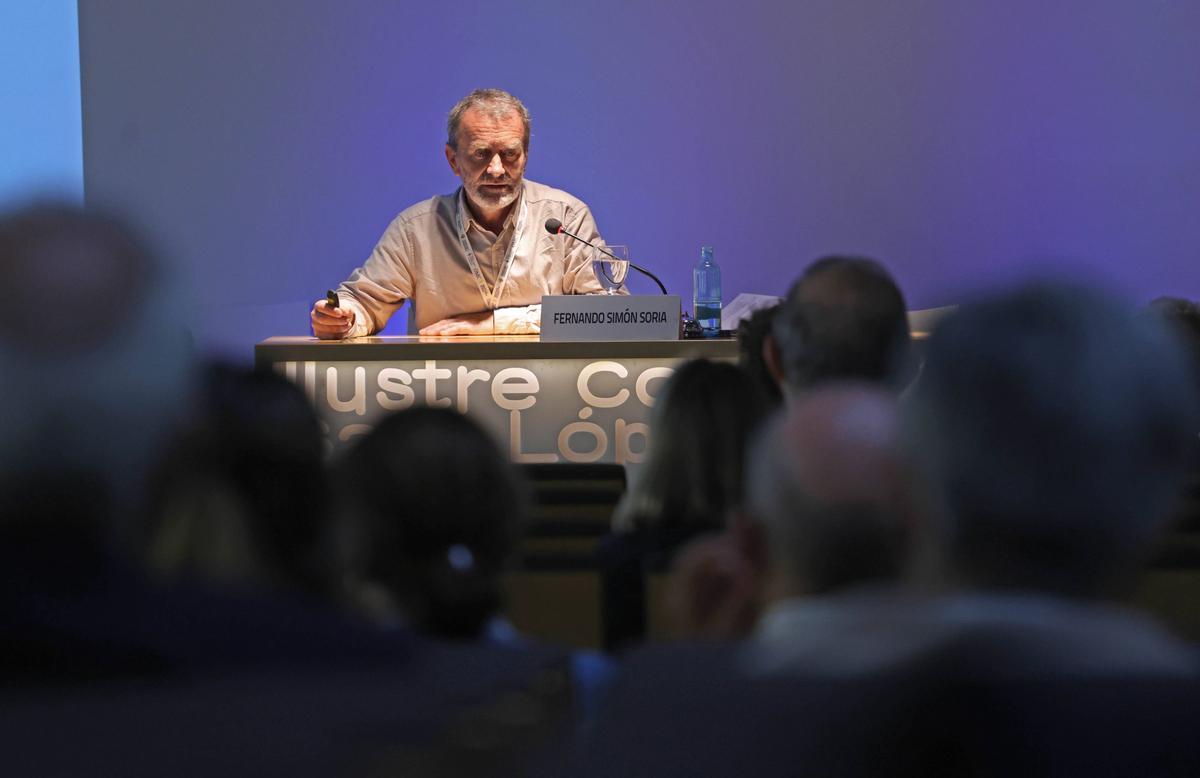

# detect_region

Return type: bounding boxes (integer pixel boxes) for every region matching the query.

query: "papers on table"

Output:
[721,293,783,331]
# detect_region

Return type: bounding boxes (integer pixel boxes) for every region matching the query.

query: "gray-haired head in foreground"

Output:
[746,384,911,596]
[447,88,531,151]
[772,256,912,394]
[0,206,191,478]
[905,281,1198,597]
[0,202,193,548]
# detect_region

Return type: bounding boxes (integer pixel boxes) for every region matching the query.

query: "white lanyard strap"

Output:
[454,189,528,311]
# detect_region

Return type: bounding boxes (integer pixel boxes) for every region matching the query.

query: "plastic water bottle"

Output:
[692,245,722,336]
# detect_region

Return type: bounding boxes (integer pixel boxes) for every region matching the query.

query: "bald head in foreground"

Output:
[747,385,912,600]
[667,384,914,640]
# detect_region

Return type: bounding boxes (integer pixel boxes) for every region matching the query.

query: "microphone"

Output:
[544,218,668,295]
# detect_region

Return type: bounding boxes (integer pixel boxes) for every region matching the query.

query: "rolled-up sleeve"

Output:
[338,217,416,336]
[493,304,543,334]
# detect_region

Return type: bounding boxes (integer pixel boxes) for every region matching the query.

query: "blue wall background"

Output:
[75,1,1200,359]
[0,2,83,208]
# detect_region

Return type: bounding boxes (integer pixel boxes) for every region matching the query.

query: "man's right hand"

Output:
[311,299,356,340]
[665,533,761,641]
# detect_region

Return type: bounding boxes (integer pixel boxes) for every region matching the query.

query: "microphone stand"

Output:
[554,225,669,295]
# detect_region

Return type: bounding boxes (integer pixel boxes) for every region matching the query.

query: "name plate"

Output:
[541,295,680,341]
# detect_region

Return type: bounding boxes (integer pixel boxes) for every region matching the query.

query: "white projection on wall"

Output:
[0,2,83,208]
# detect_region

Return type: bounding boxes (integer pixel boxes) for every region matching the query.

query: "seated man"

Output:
[311,88,612,338]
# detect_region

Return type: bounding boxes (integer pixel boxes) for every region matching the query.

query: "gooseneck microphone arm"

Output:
[544,218,669,295]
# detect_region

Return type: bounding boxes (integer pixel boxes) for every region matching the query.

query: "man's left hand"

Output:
[418,311,494,336]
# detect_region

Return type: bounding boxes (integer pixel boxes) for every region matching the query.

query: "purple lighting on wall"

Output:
[78,0,1200,358]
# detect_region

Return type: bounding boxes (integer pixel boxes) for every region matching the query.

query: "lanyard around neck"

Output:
[454,189,528,311]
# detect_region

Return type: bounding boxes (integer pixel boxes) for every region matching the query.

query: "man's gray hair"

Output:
[745,387,909,595]
[446,89,531,151]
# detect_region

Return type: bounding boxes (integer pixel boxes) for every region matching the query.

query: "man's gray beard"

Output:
[467,183,519,212]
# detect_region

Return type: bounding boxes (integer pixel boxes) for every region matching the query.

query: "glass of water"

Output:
[593,244,630,294]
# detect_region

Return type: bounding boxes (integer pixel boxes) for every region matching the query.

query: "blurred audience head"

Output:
[1148,295,1200,333]
[770,256,912,396]
[614,359,771,534]
[1148,296,1200,393]
[906,282,1198,598]
[142,362,329,595]
[0,203,191,553]
[334,407,526,640]
[736,304,784,408]
[1147,296,1200,469]
[744,385,914,601]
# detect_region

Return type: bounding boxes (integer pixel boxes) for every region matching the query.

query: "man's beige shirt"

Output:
[335,179,613,336]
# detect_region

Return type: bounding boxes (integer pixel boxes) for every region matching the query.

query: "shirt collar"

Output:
[755,584,910,640]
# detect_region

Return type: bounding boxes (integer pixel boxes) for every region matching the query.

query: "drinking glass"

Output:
[593,244,630,294]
